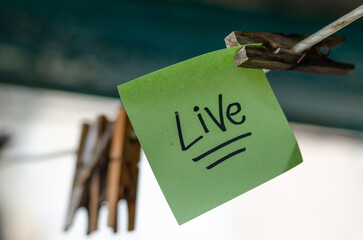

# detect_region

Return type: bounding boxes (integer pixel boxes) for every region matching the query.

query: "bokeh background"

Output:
[1,0,363,130]
[0,1,362,240]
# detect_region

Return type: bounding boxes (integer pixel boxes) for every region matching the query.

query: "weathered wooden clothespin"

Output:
[65,106,141,234]
[65,115,111,234]
[225,31,354,75]
[224,4,363,75]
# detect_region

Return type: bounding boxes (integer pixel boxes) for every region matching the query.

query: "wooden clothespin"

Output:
[65,106,141,234]
[225,31,354,75]
[65,115,111,234]
[106,107,141,232]
[225,5,363,75]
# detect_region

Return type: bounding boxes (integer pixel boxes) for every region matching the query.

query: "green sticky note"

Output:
[118,47,302,225]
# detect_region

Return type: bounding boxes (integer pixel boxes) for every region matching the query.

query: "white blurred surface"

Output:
[0,83,362,240]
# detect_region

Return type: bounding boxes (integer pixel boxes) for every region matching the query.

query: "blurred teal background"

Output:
[0,0,362,130]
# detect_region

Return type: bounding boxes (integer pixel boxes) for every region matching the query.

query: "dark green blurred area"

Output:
[0,0,362,131]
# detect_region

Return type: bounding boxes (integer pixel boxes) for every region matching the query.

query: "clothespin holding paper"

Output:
[225,5,363,75]
[116,5,362,226]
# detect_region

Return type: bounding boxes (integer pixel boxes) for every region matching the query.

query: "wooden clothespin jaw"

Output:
[225,31,354,75]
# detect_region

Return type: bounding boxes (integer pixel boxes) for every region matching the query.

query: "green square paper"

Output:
[118,47,302,225]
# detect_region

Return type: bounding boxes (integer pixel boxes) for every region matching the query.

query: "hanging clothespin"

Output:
[64,106,141,234]
[65,115,111,234]
[225,31,354,75]
[225,5,363,75]
[106,107,141,232]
